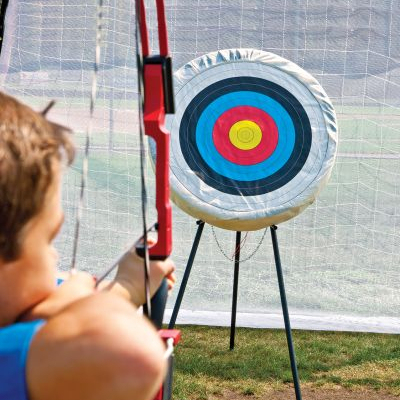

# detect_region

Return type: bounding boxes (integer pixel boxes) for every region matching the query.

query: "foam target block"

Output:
[151,49,338,231]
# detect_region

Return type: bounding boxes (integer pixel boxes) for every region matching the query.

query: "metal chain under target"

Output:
[211,226,268,262]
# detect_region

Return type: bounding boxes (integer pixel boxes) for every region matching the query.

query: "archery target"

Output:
[152,49,338,231]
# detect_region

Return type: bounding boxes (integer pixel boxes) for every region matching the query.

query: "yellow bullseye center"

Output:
[229,120,262,150]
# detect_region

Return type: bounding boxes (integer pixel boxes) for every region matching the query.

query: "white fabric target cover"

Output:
[151,48,338,231]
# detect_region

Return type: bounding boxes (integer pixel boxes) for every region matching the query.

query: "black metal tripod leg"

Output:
[230,231,241,350]
[168,220,205,329]
[270,225,302,400]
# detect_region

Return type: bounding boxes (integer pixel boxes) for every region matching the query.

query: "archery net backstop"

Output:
[1,0,400,333]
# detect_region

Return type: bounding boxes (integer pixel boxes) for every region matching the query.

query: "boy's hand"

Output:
[107,240,176,307]
[20,272,96,321]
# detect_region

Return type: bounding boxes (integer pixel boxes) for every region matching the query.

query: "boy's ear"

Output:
[41,100,56,116]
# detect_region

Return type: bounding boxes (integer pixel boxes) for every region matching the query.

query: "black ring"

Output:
[179,76,312,196]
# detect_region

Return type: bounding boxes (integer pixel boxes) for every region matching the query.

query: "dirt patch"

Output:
[219,387,400,400]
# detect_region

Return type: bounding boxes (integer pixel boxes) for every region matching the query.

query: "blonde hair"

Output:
[0,92,75,261]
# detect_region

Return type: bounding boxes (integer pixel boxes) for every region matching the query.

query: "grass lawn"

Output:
[173,325,400,399]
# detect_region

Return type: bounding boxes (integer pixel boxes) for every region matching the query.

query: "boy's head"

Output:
[0,91,75,262]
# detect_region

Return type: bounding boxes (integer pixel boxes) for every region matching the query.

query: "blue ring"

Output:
[196,91,295,181]
[179,77,312,196]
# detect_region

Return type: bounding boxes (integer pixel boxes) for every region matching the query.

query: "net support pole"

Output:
[230,231,241,350]
[168,220,205,329]
[0,0,10,57]
[270,225,302,400]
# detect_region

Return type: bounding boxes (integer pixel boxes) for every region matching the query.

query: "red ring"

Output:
[212,106,278,165]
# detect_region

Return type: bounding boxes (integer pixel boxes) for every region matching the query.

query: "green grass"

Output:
[173,325,400,399]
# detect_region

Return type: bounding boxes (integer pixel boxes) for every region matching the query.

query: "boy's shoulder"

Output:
[0,320,45,400]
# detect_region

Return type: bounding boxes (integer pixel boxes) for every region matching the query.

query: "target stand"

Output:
[150,49,338,400]
[168,221,303,400]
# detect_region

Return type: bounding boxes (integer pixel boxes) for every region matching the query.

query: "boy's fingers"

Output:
[131,236,157,250]
[167,279,175,291]
[65,271,97,288]
[147,237,157,246]
[166,272,176,283]
[165,262,175,276]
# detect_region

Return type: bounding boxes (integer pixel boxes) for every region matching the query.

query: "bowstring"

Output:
[70,0,103,273]
[70,0,152,318]
[135,0,152,317]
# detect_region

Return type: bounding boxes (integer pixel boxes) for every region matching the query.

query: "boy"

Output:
[0,91,176,400]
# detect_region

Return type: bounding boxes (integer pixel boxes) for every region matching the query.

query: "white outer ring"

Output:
[152,49,338,231]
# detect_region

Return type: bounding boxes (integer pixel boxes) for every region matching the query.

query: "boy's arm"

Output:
[22,253,175,399]
[26,291,166,400]
[101,248,176,306]
[22,251,175,321]
[19,272,98,322]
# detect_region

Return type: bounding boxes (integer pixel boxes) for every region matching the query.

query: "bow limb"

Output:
[136,0,174,328]
[140,0,174,260]
[137,3,181,399]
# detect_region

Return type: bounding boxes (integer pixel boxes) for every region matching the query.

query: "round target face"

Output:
[153,49,338,231]
[180,77,312,196]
